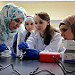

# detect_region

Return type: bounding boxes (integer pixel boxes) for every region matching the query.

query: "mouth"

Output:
[28,29,31,32]
[13,27,17,29]
[37,28,41,30]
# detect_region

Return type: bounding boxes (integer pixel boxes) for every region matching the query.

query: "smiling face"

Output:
[34,15,50,34]
[25,21,35,32]
[59,25,74,40]
[9,18,23,31]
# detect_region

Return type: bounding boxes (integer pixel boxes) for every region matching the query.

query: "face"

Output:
[25,21,35,32]
[59,25,74,40]
[34,15,50,34]
[9,18,23,31]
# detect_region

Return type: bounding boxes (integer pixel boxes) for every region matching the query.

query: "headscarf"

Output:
[59,15,75,37]
[0,3,25,42]
[25,15,34,31]
[25,15,34,22]
[19,7,27,16]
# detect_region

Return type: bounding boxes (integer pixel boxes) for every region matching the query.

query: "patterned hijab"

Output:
[0,3,25,42]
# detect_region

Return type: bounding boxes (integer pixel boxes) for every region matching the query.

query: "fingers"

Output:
[25,48,33,51]
[18,45,22,50]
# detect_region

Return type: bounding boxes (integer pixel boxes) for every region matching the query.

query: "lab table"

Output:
[0,57,75,75]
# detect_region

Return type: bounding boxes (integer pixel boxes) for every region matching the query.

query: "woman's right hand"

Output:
[0,43,7,52]
[18,41,29,50]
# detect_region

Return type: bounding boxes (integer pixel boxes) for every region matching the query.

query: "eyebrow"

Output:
[59,23,65,27]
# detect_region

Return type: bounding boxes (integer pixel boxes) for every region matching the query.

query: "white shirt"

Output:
[26,30,62,52]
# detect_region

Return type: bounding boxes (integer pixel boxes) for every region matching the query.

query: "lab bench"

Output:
[0,57,75,75]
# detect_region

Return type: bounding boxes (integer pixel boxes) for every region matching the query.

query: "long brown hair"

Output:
[59,15,75,39]
[35,12,59,45]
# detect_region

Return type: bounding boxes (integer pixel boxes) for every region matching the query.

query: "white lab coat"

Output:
[18,30,28,43]
[0,33,16,49]
[26,30,62,52]
[0,36,15,57]
[0,24,25,56]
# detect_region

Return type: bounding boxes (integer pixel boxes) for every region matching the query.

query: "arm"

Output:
[43,32,62,52]
[26,30,36,49]
[18,30,36,50]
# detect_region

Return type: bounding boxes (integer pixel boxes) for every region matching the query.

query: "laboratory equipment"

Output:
[40,52,60,63]
[63,40,75,62]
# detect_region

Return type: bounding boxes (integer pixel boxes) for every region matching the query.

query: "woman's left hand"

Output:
[25,48,40,59]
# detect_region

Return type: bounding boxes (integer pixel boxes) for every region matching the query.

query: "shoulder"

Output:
[30,30,38,36]
[30,31,41,39]
[54,32,61,37]
[19,29,27,34]
[53,32,62,40]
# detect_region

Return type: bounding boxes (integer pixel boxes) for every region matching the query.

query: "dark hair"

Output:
[59,23,65,27]
[35,12,59,45]
[25,32,31,42]
[59,15,75,40]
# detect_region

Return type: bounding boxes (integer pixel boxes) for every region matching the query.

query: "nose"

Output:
[61,32,65,38]
[29,25,32,27]
[28,25,32,29]
[16,23,20,28]
[36,23,40,27]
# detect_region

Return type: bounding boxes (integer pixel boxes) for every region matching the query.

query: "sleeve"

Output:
[42,32,62,52]
[26,30,36,49]
[19,30,27,43]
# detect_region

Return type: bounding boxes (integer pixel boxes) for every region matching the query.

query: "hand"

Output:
[0,43,7,52]
[18,41,29,50]
[11,51,17,57]
[25,48,40,59]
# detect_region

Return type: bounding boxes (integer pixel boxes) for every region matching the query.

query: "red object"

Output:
[40,52,60,63]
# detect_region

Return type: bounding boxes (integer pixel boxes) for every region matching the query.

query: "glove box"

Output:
[40,52,60,63]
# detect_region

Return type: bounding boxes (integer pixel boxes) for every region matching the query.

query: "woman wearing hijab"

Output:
[0,3,25,57]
